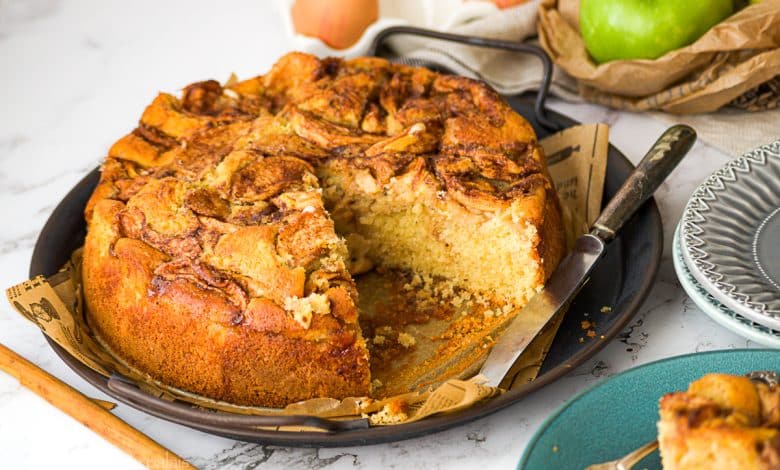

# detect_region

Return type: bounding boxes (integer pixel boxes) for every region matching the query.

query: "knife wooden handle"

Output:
[0,343,195,470]
[592,125,696,242]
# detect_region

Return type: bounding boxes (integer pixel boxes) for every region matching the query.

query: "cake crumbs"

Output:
[283,293,331,329]
[369,401,409,425]
[398,332,416,348]
[600,306,612,314]
[474,294,490,307]
[451,295,465,308]
[580,320,594,330]
[376,326,394,336]
[399,271,479,316]
[586,330,597,338]
[372,335,386,345]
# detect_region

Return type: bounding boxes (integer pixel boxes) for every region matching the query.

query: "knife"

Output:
[479,125,697,388]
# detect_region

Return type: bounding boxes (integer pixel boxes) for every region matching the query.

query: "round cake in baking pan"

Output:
[82,52,565,407]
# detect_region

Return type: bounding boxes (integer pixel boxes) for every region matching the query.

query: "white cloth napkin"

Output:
[386,0,579,98]
[279,0,780,157]
[650,109,780,157]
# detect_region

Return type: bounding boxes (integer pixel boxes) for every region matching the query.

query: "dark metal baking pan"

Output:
[29,27,662,447]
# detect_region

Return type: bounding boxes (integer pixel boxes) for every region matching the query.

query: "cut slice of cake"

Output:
[658,373,780,469]
[82,52,564,407]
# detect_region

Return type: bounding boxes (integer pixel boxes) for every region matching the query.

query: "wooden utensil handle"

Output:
[592,125,696,242]
[0,343,195,470]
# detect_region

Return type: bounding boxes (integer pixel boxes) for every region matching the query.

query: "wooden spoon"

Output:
[0,343,195,470]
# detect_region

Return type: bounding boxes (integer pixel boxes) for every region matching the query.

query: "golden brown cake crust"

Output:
[658,373,780,470]
[82,52,564,407]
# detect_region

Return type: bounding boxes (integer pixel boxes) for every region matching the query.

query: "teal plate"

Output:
[518,349,780,469]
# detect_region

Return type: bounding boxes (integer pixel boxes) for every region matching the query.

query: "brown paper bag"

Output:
[538,0,780,113]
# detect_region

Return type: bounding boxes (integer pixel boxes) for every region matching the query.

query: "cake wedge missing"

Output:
[81,52,564,407]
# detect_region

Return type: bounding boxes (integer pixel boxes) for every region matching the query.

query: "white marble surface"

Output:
[0,1,771,469]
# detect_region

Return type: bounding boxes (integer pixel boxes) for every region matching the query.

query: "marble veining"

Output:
[0,230,37,256]
[0,0,62,39]
[0,1,772,469]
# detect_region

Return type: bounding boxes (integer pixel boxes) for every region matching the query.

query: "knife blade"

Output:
[479,125,697,388]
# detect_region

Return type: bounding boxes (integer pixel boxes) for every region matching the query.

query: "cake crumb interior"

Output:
[321,163,543,309]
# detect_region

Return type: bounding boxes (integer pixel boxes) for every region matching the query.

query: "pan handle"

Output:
[367,25,558,131]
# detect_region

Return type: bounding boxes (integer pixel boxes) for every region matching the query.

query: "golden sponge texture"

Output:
[82,52,564,407]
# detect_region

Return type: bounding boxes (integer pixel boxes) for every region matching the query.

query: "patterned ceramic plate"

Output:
[674,224,780,348]
[680,141,780,330]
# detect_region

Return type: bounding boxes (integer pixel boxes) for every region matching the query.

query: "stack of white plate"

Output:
[674,140,780,347]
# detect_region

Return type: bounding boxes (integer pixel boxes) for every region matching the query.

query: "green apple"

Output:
[580,0,734,63]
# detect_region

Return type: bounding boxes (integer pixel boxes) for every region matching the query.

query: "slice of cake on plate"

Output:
[658,373,780,469]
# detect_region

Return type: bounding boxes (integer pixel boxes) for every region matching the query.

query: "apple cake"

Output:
[658,373,780,469]
[82,52,565,407]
